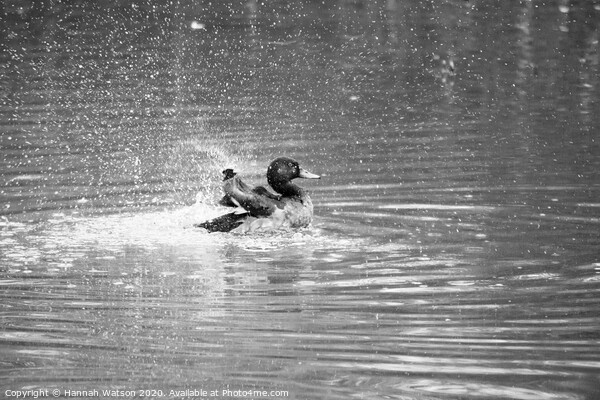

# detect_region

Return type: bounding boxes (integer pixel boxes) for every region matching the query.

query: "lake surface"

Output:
[1,1,599,399]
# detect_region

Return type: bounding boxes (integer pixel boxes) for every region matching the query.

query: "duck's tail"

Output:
[194,209,249,232]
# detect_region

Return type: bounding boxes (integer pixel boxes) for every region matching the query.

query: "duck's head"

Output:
[267,157,320,191]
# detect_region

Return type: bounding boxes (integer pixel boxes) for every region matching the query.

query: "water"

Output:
[1,1,599,399]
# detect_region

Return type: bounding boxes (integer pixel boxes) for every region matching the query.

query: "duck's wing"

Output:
[217,168,239,207]
[196,174,281,233]
[251,186,282,201]
[223,175,280,217]
[218,194,237,207]
[218,186,281,207]
[194,209,249,232]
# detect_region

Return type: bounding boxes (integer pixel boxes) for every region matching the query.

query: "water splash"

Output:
[163,136,254,206]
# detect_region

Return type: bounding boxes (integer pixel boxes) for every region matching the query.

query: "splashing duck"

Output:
[195,157,320,233]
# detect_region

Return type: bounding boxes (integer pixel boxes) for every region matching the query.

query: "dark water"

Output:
[1,1,600,399]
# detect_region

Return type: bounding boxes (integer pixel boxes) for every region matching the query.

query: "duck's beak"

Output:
[298,168,321,179]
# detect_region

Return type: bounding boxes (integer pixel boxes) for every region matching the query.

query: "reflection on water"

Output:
[1,1,600,399]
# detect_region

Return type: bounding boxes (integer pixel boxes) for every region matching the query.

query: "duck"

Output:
[195,157,320,233]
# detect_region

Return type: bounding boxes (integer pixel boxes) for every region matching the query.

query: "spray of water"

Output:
[163,135,254,207]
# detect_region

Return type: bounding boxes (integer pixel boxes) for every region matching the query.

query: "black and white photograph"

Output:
[1,1,599,399]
